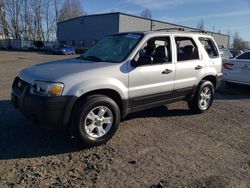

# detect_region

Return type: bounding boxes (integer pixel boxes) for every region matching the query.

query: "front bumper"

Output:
[11,77,77,129]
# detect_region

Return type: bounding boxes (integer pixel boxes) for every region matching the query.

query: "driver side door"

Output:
[128,36,175,111]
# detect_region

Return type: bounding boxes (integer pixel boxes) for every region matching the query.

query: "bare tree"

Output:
[21,0,30,40]
[141,8,152,19]
[43,0,58,41]
[196,19,205,31]
[54,0,60,23]
[58,0,86,22]
[233,32,250,50]
[0,0,4,34]
[4,0,23,39]
[0,0,10,38]
[0,0,86,41]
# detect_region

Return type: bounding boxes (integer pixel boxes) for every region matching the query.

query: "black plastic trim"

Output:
[12,81,77,129]
[127,87,194,114]
[216,73,223,89]
[130,91,172,107]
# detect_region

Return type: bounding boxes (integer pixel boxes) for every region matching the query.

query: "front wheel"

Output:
[188,81,214,114]
[72,95,120,147]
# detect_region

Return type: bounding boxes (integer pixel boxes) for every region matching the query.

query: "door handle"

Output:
[162,69,172,74]
[195,65,203,70]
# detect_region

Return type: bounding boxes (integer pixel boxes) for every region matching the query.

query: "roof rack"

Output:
[153,27,185,32]
[190,30,208,34]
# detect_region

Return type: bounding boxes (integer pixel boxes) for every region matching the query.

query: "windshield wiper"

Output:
[81,55,103,62]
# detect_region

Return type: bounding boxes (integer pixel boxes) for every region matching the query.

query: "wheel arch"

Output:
[188,74,217,101]
[199,74,217,89]
[69,89,127,125]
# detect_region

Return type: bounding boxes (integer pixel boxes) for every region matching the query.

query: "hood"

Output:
[19,58,116,83]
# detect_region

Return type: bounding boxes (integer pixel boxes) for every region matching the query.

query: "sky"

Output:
[81,0,250,42]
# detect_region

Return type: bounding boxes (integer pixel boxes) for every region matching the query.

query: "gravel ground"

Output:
[0,51,249,188]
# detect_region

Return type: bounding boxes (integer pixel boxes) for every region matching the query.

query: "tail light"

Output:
[223,63,234,70]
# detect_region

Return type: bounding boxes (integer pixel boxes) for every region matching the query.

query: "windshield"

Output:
[81,33,143,62]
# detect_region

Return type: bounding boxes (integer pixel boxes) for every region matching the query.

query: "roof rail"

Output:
[153,27,185,32]
[190,30,208,34]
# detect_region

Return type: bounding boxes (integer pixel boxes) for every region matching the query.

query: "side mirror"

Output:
[133,55,153,67]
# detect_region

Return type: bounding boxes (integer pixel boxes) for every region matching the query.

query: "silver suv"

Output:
[11,31,222,146]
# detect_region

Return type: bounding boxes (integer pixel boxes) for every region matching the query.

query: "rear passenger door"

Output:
[174,36,206,96]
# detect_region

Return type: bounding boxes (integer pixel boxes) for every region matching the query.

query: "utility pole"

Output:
[150,20,155,31]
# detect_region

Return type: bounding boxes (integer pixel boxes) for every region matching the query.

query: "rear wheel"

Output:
[72,95,120,146]
[188,80,214,113]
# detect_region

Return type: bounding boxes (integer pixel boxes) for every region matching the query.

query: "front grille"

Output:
[12,77,30,92]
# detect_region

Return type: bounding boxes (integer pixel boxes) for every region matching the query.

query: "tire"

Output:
[72,95,120,147]
[188,80,214,114]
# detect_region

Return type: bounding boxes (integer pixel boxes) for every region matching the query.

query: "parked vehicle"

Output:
[219,48,233,60]
[11,31,222,146]
[223,51,250,86]
[230,49,243,58]
[52,45,75,55]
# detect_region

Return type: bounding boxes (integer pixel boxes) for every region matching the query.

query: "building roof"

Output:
[57,12,229,37]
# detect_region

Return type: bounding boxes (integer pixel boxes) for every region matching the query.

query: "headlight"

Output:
[30,81,64,96]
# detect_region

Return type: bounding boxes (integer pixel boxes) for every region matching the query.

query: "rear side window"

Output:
[199,38,219,58]
[175,37,199,62]
[236,52,250,60]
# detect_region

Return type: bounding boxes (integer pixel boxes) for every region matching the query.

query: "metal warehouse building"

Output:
[57,12,229,48]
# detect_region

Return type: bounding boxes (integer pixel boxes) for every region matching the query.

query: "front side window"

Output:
[81,33,143,62]
[136,37,172,65]
[236,52,250,60]
[199,37,219,58]
[175,37,199,62]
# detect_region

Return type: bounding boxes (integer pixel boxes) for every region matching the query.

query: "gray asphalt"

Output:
[0,51,249,188]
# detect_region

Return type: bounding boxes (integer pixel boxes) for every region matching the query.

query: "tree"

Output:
[3,0,22,39]
[140,8,152,19]
[58,0,86,22]
[0,0,9,39]
[0,0,65,41]
[196,19,204,31]
[233,32,250,50]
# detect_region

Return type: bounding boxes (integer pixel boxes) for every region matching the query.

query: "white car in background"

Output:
[223,51,250,86]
